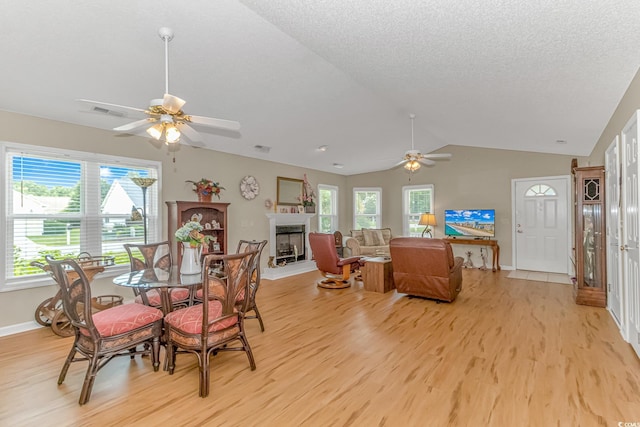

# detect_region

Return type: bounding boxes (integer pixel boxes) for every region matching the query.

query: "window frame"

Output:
[402,184,435,236]
[317,184,339,233]
[2,141,161,291]
[353,187,382,229]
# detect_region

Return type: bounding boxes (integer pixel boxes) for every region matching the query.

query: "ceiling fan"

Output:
[395,113,451,172]
[78,27,240,147]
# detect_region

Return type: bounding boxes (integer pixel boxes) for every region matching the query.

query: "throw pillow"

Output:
[362,229,375,246]
[362,229,385,246]
[373,229,385,246]
[350,230,365,245]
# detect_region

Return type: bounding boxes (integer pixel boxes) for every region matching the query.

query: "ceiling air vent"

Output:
[92,106,124,117]
[254,145,271,154]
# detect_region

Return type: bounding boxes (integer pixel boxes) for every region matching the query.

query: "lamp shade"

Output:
[418,213,437,226]
[404,160,421,172]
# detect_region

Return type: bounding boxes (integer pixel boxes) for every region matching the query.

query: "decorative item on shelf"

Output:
[299,173,316,213]
[264,198,273,211]
[130,176,158,244]
[418,213,437,238]
[175,221,212,275]
[186,178,225,202]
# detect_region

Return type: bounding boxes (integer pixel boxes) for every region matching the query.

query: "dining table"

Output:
[113,266,202,315]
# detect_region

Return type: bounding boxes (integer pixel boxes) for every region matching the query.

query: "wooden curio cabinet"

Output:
[572,166,606,307]
[166,201,229,268]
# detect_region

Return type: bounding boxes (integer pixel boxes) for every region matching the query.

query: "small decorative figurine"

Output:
[479,248,488,271]
[463,251,474,269]
[268,256,277,268]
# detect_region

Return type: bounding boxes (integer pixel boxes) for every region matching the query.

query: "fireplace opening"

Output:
[275,225,305,264]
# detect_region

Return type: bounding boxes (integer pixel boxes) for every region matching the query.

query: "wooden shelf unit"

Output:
[166,201,230,268]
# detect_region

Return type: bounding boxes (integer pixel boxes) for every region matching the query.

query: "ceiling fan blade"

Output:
[421,153,452,159]
[162,94,186,114]
[187,114,241,131]
[418,158,436,166]
[394,159,408,167]
[114,118,156,132]
[177,123,205,147]
[77,99,148,117]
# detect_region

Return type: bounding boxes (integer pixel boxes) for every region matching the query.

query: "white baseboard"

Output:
[0,321,42,337]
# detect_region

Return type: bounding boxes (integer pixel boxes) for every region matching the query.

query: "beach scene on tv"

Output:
[445,209,495,237]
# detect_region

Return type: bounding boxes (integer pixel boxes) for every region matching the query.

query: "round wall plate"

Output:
[240,175,259,200]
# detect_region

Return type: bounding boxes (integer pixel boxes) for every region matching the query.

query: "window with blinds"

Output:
[318,184,338,233]
[2,142,161,290]
[353,188,381,229]
[402,185,434,236]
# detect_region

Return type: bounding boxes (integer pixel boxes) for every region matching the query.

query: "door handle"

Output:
[620,245,628,251]
[517,230,523,233]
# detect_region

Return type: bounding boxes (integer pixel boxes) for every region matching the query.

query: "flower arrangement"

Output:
[175,221,212,247]
[300,173,316,207]
[186,178,225,199]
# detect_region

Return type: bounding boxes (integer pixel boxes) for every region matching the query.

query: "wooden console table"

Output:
[446,238,500,272]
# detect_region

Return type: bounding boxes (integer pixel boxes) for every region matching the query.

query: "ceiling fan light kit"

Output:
[396,113,452,173]
[79,27,240,148]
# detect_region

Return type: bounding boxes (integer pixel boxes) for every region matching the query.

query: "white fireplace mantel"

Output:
[262,213,316,280]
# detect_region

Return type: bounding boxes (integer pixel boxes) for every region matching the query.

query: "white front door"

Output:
[605,137,623,327]
[513,176,570,273]
[622,112,640,357]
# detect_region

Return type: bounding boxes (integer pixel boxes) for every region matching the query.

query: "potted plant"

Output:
[300,173,316,213]
[175,221,212,274]
[186,178,225,202]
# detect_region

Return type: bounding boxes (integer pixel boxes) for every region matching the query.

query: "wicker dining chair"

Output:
[164,251,258,397]
[123,241,191,310]
[47,258,163,405]
[236,239,268,331]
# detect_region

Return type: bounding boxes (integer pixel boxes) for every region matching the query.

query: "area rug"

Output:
[507,270,573,285]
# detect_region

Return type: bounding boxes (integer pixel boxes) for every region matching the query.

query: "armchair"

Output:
[389,237,463,302]
[309,232,362,289]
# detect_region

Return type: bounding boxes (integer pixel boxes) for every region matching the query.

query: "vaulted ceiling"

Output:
[2,1,640,174]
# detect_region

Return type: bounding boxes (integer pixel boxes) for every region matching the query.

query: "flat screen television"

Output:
[444,209,495,238]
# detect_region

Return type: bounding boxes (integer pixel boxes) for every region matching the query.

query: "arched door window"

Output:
[525,184,557,197]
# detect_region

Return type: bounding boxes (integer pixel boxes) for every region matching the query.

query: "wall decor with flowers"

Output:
[186,178,225,202]
[300,173,316,213]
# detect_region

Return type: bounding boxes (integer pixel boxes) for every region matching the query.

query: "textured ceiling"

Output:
[1,1,640,175]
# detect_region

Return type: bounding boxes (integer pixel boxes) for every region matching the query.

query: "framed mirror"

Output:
[277,177,303,206]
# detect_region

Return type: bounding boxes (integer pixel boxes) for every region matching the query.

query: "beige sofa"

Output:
[344,228,392,256]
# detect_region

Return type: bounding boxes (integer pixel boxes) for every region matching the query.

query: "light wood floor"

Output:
[1,269,639,426]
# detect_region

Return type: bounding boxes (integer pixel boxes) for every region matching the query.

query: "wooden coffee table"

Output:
[362,257,395,293]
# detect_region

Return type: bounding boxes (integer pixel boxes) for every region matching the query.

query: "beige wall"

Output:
[0,111,348,327]
[589,68,640,165]
[0,110,590,328]
[346,145,582,267]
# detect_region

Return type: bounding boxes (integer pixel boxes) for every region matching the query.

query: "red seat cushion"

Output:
[83,303,163,337]
[164,301,237,334]
[134,287,191,306]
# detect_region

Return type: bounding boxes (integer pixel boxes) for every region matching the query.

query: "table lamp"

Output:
[419,213,437,238]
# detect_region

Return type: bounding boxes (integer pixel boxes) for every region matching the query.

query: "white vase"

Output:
[180,242,202,275]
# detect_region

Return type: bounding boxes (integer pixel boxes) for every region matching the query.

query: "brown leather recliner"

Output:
[389,237,463,302]
[309,232,362,289]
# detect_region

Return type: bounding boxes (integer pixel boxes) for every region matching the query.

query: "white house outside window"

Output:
[402,185,434,236]
[318,184,338,233]
[2,142,160,291]
[353,188,381,229]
